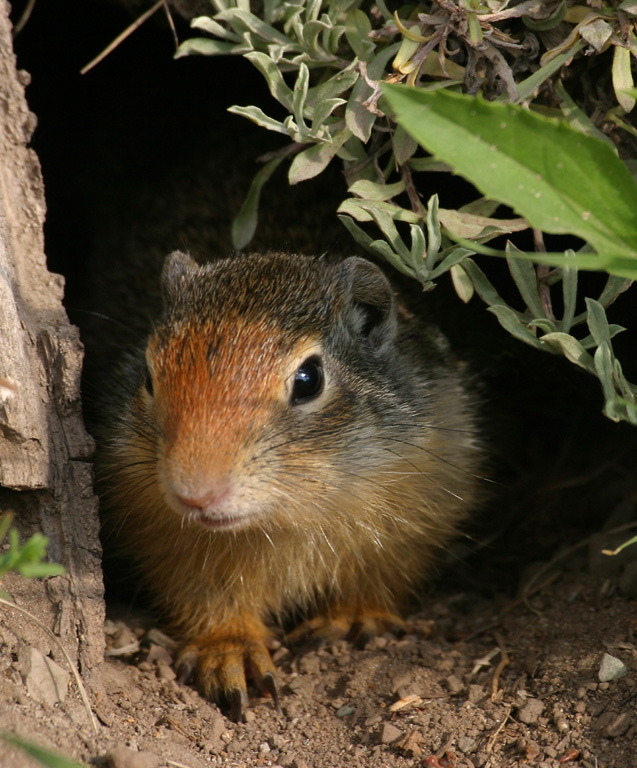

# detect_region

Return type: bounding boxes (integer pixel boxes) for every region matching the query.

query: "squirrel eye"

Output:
[291,356,324,405]
[144,368,154,397]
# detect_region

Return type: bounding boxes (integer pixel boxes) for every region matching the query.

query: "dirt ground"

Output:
[2,551,637,768]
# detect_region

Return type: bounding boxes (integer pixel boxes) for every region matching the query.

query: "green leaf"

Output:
[18,563,66,578]
[450,263,475,303]
[488,305,543,348]
[348,179,405,201]
[175,37,238,57]
[345,9,374,59]
[613,45,635,113]
[382,84,637,265]
[539,332,596,373]
[244,51,294,111]
[288,127,352,183]
[231,156,285,250]
[0,732,88,768]
[228,105,287,134]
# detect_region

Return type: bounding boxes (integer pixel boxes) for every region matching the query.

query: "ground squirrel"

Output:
[98,249,483,719]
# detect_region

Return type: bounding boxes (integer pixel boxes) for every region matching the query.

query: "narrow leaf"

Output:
[232,156,285,250]
[288,128,352,184]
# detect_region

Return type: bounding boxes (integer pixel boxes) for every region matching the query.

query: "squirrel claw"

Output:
[228,687,249,723]
[288,608,406,648]
[262,671,282,714]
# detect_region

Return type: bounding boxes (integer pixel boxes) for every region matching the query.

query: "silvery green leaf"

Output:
[305,0,323,22]
[338,214,375,250]
[461,259,514,309]
[425,194,441,267]
[431,247,475,280]
[539,333,596,373]
[311,66,360,102]
[594,343,621,419]
[293,63,311,126]
[337,198,419,223]
[288,127,352,183]
[232,155,285,250]
[175,38,238,57]
[488,306,544,348]
[528,318,558,334]
[579,326,626,349]
[597,275,633,307]
[450,263,475,303]
[393,124,418,165]
[228,105,288,134]
[346,79,375,142]
[211,0,229,12]
[311,98,345,133]
[368,239,418,278]
[349,179,405,201]
[364,206,412,262]
[244,52,294,111]
[283,114,304,142]
[345,9,374,59]
[302,19,332,51]
[505,243,545,319]
[620,0,637,14]
[585,298,613,347]
[560,249,578,333]
[191,16,241,41]
[216,8,297,46]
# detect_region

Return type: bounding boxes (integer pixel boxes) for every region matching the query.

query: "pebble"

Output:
[380,722,403,744]
[105,746,160,768]
[605,712,632,738]
[467,684,485,704]
[517,698,544,724]
[598,653,627,682]
[457,736,476,753]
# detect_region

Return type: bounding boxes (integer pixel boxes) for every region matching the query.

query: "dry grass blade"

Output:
[80,0,168,75]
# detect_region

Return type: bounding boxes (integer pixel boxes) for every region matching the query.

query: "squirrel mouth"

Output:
[191,510,254,531]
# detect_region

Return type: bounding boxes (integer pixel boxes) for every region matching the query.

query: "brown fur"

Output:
[98,250,483,714]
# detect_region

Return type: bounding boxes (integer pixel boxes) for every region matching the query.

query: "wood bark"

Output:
[0,0,103,694]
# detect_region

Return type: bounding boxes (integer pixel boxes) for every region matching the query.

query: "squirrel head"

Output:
[138,251,400,532]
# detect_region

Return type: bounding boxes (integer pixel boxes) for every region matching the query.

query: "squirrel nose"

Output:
[173,487,230,511]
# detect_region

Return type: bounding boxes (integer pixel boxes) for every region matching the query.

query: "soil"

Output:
[2,558,637,768]
[2,3,637,768]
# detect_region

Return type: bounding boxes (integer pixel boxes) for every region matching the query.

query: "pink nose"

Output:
[173,488,230,511]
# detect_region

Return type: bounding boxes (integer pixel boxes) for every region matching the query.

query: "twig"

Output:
[486,704,512,753]
[0,595,98,734]
[490,631,510,700]
[80,0,167,75]
[12,0,37,35]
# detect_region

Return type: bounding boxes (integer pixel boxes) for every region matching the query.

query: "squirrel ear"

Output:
[160,251,199,306]
[337,257,397,345]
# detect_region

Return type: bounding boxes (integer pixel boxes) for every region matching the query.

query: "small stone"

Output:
[467,684,485,704]
[605,712,632,738]
[517,698,544,725]
[336,704,355,717]
[598,653,628,682]
[380,723,403,744]
[457,736,476,753]
[19,646,70,706]
[445,674,464,694]
[105,746,160,768]
[146,643,173,666]
[156,662,176,681]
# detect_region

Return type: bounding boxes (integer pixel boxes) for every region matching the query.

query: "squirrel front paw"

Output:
[175,615,280,721]
[287,606,406,648]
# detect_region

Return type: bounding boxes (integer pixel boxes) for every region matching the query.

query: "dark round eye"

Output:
[291,356,324,405]
[144,367,154,397]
